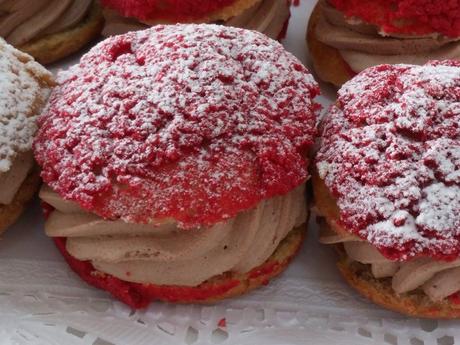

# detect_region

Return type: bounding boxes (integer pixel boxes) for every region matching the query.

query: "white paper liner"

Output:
[0,2,457,344]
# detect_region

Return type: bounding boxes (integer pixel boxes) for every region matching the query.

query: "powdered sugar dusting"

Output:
[0,38,53,173]
[34,24,319,228]
[316,61,460,261]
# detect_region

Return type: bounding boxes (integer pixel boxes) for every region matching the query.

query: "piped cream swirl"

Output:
[0,0,93,46]
[41,183,307,286]
[318,219,460,302]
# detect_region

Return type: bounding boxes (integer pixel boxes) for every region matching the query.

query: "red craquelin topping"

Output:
[101,0,240,22]
[330,0,460,38]
[316,60,460,261]
[34,24,319,228]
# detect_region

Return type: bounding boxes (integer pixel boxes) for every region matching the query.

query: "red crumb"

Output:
[277,17,291,41]
[33,25,319,228]
[329,0,460,38]
[248,261,280,279]
[448,292,460,305]
[316,60,460,262]
[218,318,227,328]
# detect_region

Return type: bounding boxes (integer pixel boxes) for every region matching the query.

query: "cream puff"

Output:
[315,60,460,318]
[34,24,320,308]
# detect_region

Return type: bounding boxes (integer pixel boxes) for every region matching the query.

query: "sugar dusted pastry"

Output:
[34,24,320,308]
[315,60,460,318]
[0,38,53,233]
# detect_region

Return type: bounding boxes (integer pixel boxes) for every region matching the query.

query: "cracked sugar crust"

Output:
[0,38,53,173]
[316,61,460,261]
[34,24,320,228]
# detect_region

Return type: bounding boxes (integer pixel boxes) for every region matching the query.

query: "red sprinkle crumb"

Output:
[316,60,460,262]
[218,318,227,328]
[33,24,319,229]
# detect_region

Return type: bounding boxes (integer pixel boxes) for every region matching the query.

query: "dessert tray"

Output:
[0,2,458,345]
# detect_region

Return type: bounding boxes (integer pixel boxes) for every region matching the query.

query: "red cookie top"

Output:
[329,0,460,38]
[316,61,460,262]
[101,0,239,22]
[34,24,319,229]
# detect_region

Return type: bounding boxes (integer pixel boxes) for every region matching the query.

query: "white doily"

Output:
[1,2,459,345]
[0,258,458,345]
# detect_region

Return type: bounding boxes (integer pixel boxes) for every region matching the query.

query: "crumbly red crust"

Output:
[33,24,319,228]
[101,0,239,22]
[316,60,460,262]
[329,0,460,38]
